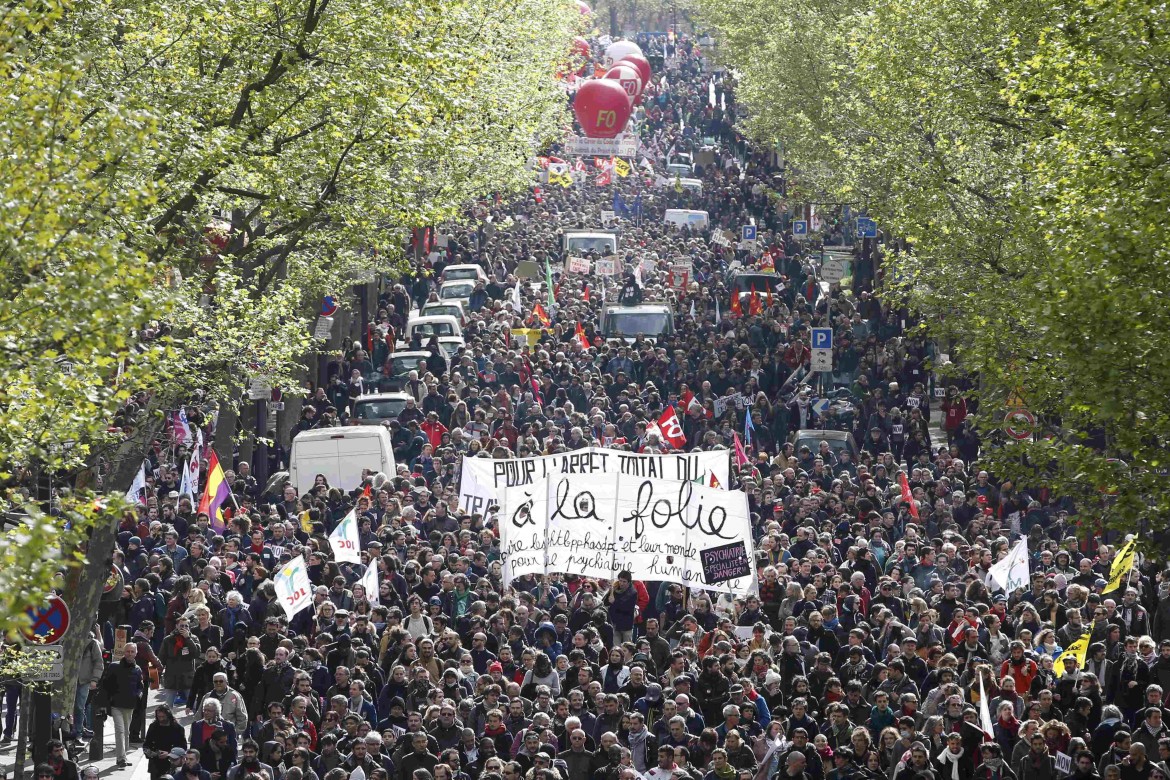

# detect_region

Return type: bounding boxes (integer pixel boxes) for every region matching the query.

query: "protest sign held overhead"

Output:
[497,472,756,594]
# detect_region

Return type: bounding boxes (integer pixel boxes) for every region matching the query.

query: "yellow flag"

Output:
[614,157,631,178]
[549,171,573,188]
[1104,538,1137,593]
[1055,631,1091,677]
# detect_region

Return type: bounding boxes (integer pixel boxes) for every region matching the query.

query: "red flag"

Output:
[730,290,742,318]
[576,323,590,349]
[574,158,586,172]
[766,285,773,308]
[595,169,612,186]
[583,281,591,302]
[654,406,688,449]
[899,471,920,520]
[680,389,698,414]
[533,185,543,204]
[531,302,551,327]
[530,376,544,404]
[733,432,750,467]
[748,284,762,316]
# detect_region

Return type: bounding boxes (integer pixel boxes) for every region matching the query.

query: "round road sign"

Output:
[21,594,70,645]
[1003,408,1035,440]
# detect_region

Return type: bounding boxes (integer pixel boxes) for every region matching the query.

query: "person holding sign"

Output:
[605,571,640,645]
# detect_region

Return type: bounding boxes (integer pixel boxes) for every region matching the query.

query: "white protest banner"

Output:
[274,557,313,619]
[1055,753,1072,775]
[459,448,730,516]
[328,509,362,563]
[564,135,639,157]
[360,562,380,607]
[498,473,756,593]
[566,256,591,274]
[595,258,617,276]
[601,210,616,225]
[988,538,1030,593]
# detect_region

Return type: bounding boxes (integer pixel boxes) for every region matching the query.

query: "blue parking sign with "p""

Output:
[811,327,833,350]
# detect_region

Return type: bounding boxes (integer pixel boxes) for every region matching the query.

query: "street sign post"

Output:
[821,258,846,284]
[811,350,832,372]
[741,225,757,242]
[21,595,70,645]
[21,645,64,682]
[857,217,877,238]
[793,220,808,240]
[1004,408,1036,440]
[811,328,833,350]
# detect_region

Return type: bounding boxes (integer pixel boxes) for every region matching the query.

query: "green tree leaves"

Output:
[696,0,1170,540]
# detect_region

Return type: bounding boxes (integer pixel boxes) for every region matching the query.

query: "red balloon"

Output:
[617,53,652,90]
[604,65,643,105]
[574,79,632,138]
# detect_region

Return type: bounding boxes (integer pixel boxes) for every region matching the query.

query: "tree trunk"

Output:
[214,393,239,468]
[238,398,256,472]
[610,4,619,36]
[53,402,166,724]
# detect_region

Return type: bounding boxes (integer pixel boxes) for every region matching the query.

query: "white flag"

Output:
[125,461,147,504]
[275,557,313,619]
[721,92,726,112]
[361,562,380,607]
[179,454,200,500]
[978,674,995,739]
[708,78,716,108]
[690,300,696,318]
[328,508,363,564]
[511,280,522,313]
[988,538,1030,593]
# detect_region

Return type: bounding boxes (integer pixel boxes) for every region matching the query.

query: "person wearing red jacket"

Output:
[420,412,448,449]
[941,387,968,443]
[1000,641,1039,695]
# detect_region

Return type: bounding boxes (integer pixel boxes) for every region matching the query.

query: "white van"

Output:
[289,426,395,493]
[562,231,618,256]
[398,314,462,348]
[676,177,703,194]
[663,209,710,230]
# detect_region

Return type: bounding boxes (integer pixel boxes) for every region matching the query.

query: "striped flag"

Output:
[197,451,232,533]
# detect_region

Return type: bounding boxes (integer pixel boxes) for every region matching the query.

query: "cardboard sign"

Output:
[516,260,542,279]
[595,258,617,276]
[700,541,752,585]
[566,256,591,274]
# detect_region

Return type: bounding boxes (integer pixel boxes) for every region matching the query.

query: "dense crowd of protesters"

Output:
[18,28,1170,780]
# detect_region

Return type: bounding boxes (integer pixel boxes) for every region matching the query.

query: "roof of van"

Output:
[406,314,460,324]
[563,231,617,238]
[663,209,709,215]
[290,425,392,443]
[355,392,412,401]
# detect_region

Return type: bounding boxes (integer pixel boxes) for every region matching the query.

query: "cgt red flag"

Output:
[899,471,920,519]
[655,406,687,449]
[748,283,762,316]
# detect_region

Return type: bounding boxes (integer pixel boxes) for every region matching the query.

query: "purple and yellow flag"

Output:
[197,451,231,532]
